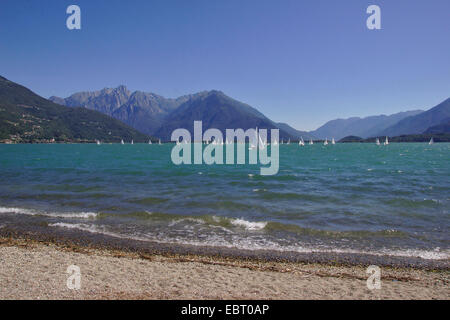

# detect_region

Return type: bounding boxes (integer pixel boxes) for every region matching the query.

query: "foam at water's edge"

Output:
[230,218,267,230]
[0,207,97,219]
[48,222,450,261]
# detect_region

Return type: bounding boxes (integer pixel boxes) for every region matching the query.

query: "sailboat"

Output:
[121,139,124,145]
[148,139,152,144]
[324,138,328,146]
[158,139,162,145]
[249,128,258,150]
[331,138,335,145]
[131,139,134,145]
[258,133,266,150]
[287,139,290,145]
[383,136,389,145]
[96,140,101,145]
[375,138,380,145]
[309,139,313,145]
[429,137,434,145]
[299,137,305,146]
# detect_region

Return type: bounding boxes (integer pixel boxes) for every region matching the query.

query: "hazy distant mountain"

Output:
[155,90,295,141]
[0,76,149,143]
[50,87,202,135]
[310,110,423,140]
[276,123,315,140]
[340,133,450,143]
[378,98,450,137]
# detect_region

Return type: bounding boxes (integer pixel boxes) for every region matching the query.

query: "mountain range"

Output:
[311,98,450,140]
[1,76,448,143]
[50,86,202,136]
[378,98,450,137]
[50,87,309,140]
[310,110,424,140]
[0,76,149,143]
[52,85,449,141]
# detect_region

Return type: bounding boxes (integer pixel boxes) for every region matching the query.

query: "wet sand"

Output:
[0,232,448,300]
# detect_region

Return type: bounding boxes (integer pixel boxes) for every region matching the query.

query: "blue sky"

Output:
[0,0,449,130]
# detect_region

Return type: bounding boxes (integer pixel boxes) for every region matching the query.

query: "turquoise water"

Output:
[0,143,449,259]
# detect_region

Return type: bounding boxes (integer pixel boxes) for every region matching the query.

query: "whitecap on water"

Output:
[0,206,97,219]
[230,218,267,231]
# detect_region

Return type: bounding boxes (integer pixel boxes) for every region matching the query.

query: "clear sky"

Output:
[0,0,449,130]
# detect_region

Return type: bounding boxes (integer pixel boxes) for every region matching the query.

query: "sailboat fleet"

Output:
[112,133,435,146]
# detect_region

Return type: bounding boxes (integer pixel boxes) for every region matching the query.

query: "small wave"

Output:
[0,206,97,219]
[378,248,449,261]
[49,222,150,241]
[230,218,267,230]
[383,198,442,209]
[48,222,449,260]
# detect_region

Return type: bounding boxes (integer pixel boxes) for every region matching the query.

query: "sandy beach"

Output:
[0,236,448,300]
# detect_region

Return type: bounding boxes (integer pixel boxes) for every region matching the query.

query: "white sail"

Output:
[158,139,162,145]
[429,137,434,145]
[258,134,266,149]
[309,139,313,145]
[131,140,133,145]
[376,138,380,145]
[299,137,305,146]
[324,138,328,146]
[384,136,389,145]
[121,139,124,145]
[149,139,152,144]
[96,140,101,145]
[331,138,335,145]
[287,138,290,145]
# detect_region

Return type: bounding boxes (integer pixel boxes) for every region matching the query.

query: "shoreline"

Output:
[1,225,449,270]
[0,232,449,299]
